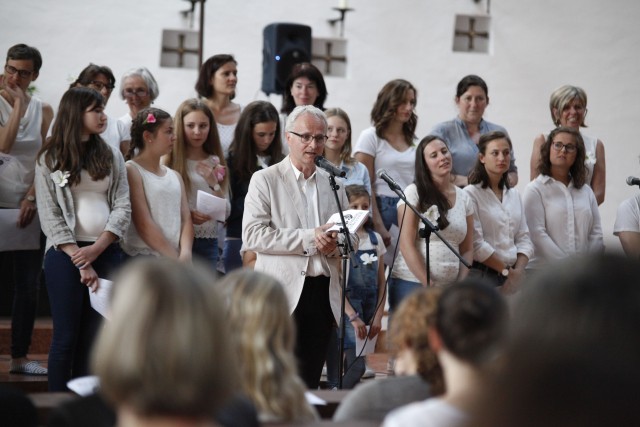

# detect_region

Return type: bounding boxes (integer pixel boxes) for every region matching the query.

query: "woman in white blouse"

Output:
[523,127,603,270]
[464,131,533,293]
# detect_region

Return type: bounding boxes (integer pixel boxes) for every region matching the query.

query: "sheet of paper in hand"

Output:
[326,209,369,233]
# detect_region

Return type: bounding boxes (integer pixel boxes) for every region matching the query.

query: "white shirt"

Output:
[383,398,467,427]
[523,174,604,269]
[464,183,533,266]
[100,115,129,151]
[353,127,416,198]
[290,160,328,277]
[614,193,640,235]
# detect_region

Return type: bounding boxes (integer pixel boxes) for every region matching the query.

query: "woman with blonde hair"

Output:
[166,98,227,270]
[323,108,370,192]
[92,258,239,427]
[219,270,318,423]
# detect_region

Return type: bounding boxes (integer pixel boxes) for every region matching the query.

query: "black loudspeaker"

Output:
[261,23,312,95]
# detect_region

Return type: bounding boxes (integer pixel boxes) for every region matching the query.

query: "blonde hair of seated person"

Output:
[219,270,318,423]
[92,258,238,424]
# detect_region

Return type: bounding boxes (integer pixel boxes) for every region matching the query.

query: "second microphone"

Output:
[314,156,346,177]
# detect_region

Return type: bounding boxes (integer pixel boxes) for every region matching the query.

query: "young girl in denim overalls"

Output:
[327,185,387,388]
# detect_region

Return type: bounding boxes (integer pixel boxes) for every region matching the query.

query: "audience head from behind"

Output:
[92,258,239,425]
[281,62,327,115]
[218,269,318,423]
[389,287,445,395]
[433,278,507,368]
[474,254,640,427]
[383,279,506,427]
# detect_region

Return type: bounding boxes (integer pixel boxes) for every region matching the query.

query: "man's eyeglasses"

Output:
[89,80,115,92]
[551,141,577,153]
[289,131,328,145]
[123,88,149,98]
[4,64,34,79]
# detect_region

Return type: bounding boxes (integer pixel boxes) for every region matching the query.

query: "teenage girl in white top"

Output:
[122,107,193,260]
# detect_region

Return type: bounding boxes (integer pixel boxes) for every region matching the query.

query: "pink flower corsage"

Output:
[211,156,226,182]
[143,113,156,125]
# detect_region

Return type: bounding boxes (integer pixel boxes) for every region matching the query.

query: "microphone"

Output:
[627,176,640,186]
[377,169,402,192]
[314,156,346,177]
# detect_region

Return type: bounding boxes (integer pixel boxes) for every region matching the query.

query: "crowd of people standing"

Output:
[2,41,640,424]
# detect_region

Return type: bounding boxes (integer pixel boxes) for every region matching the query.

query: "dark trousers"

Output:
[45,243,122,391]
[0,247,43,358]
[293,275,334,389]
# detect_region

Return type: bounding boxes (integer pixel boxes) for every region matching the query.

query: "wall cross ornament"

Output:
[312,41,347,75]
[162,33,199,68]
[455,17,488,50]
[453,15,490,53]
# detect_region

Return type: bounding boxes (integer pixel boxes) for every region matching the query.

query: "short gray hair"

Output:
[119,66,160,101]
[285,105,327,133]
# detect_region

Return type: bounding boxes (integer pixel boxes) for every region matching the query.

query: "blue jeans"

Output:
[45,243,123,391]
[1,246,43,358]
[376,196,400,231]
[192,237,218,272]
[388,277,421,314]
[222,239,243,273]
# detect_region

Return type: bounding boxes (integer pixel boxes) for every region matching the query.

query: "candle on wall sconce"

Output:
[329,1,354,37]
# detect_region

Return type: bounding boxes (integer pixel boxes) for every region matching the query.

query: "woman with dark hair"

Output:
[530,85,605,205]
[121,107,193,261]
[383,279,507,427]
[224,100,284,272]
[523,127,603,270]
[71,64,129,154]
[280,62,327,115]
[195,54,241,157]
[354,79,418,246]
[464,131,532,291]
[431,75,516,187]
[389,136,473,311]
[35,87,130,390]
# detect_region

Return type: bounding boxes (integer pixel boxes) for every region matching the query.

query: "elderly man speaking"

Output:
[243,105,354,389]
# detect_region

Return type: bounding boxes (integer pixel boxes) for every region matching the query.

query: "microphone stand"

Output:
[326,173,357,390]
[389,186,471,284]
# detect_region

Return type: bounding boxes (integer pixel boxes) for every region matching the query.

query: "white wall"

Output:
[3,0,639,250]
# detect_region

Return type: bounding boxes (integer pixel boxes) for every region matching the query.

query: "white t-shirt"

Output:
[383,398,467,427]
[614,193,640,235]
[101,115,129,151]
[353,127,416,198]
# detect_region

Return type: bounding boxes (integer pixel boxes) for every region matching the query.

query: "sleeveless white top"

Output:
[0,96,43,207]
[122,161,182,256]
[70,170,110,241]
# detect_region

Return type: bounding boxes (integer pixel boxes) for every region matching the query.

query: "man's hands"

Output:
[315,223,339,255]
